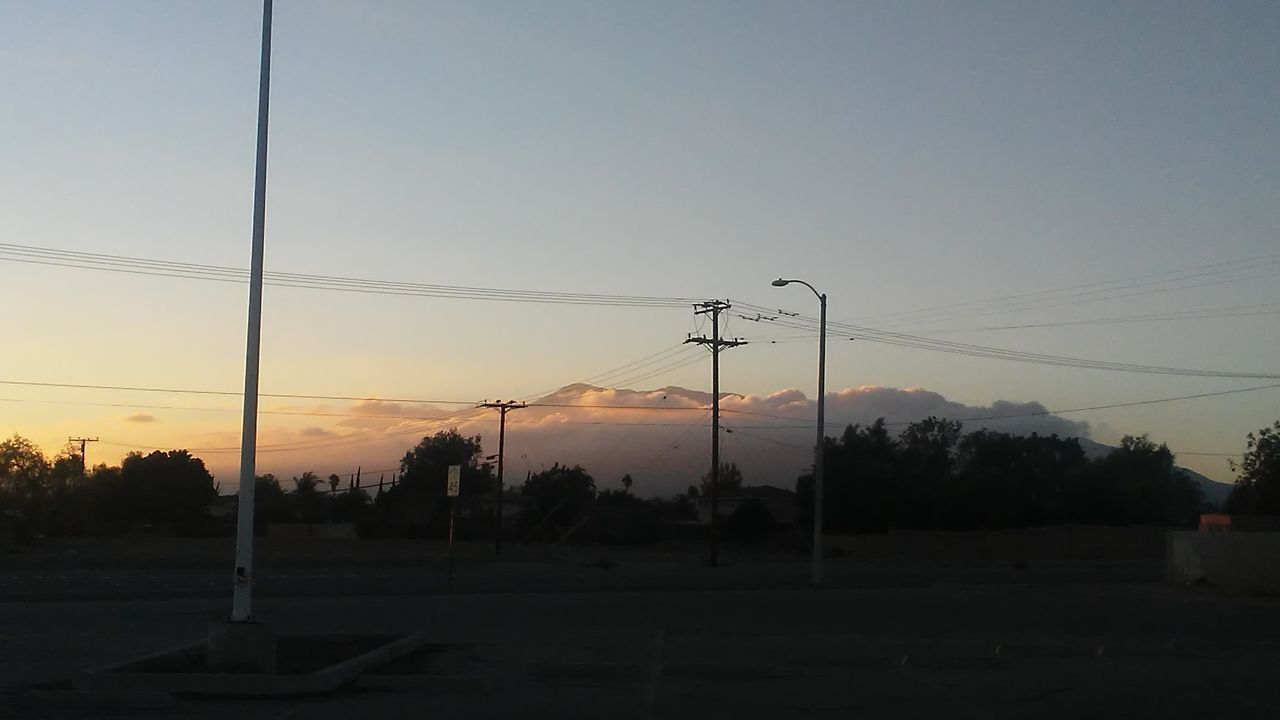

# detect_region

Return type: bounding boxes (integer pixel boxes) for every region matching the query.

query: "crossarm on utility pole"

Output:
[684,300,746,567]
[479,401,526,556]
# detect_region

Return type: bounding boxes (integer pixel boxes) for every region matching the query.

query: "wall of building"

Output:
[1167,531,1280,591]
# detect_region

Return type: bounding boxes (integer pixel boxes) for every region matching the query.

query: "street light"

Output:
[772,278,826,585]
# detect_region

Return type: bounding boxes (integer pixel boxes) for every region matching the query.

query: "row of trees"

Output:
[249,471,373,529]
[0,436,383,541]
[798,418,1208,532]
[0,436,217,541]
[5,418,1278,543]
[369,430,697,543]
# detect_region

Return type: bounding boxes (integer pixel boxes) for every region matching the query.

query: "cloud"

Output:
[211,384,1094,498]
[333,399,459,432]
[123,412,156,423]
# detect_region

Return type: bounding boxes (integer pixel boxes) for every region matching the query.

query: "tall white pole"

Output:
[231,0,273,622]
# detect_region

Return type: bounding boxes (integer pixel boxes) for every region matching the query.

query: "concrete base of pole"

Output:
[207,621,276,674]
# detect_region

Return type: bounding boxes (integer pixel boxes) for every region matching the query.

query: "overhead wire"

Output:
[731,300,1280,380]
[925,303,1280,334]
[0,243,704,308]
[835,251,1280,327]
[81,342,714,457]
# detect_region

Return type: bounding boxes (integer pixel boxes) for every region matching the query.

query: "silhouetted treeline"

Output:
[795,418,1208,532]
[362,430,695,543]
[250,471,371,530]
[9,416,1273,545]
[0,435,367,543]
[0,436,218,541]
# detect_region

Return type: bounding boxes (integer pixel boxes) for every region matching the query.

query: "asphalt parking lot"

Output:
[1,544,1276,719]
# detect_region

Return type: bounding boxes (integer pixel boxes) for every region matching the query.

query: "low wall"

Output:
[1167,531,1280,591]
[825,525,1167,564]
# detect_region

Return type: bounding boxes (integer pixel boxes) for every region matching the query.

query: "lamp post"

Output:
[772,278,826,584]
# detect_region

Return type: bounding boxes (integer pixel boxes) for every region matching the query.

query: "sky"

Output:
[1,0,1278,487]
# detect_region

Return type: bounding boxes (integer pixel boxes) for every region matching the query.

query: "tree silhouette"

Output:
[293,471,320,494]
[252,474,290,528]
[1226,421,1280,514]
[290,471,329,523]
[0,435,52,542]
[1090,435,1202,526]
[522,463,596,531]
[895,417,962,529]
[700,462,744,497]
[387,429,493,527]
[109,450,217,532]
[799,419,898,532]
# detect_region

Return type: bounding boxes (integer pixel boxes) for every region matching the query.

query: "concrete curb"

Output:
[74,634,425,696]
[355,674,491,692]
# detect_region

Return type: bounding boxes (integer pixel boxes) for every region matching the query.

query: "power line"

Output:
[717,381,1280,429]
[66,380,1280,461]
[759,301,1280,336]
[0,379,476,405]
[73,341,719,457]
[925,303,1280,334]
[14,376,1275,432]
[0,243,702,308]
[511,343,702,402]
[872,268,1280,330]
[877,382,1280,428]
[732,300,1280,380]
[835,251,1280,327]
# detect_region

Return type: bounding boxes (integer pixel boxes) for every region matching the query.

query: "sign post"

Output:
[446,465,461,584]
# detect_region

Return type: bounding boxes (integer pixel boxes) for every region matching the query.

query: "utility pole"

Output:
[684,300,746,567]
[480,400,526,557]
[68,436,98,475]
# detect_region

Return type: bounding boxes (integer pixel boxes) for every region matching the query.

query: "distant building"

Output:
[696,485,796,526]
[207,495,238,520]
[1199,513,1280,532]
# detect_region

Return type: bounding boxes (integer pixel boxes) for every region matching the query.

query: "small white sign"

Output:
[446,465,461,497]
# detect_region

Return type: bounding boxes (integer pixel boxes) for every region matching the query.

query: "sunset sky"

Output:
[2,0,1278,488]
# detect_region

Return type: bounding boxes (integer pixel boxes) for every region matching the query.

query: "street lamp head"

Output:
[771,278,790,287]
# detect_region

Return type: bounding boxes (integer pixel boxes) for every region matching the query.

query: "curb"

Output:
[74,634,425,696]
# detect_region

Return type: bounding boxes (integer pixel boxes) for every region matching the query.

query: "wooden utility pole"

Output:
[684,301,745,567]
[480,400,526,557]
[68,436,98,475]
